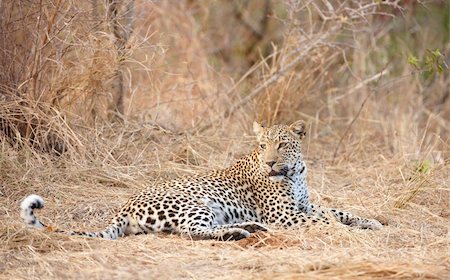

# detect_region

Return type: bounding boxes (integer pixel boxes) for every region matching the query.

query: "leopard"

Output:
[20,120,382,241]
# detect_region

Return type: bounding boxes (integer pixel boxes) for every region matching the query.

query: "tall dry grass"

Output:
[0,0,449,279]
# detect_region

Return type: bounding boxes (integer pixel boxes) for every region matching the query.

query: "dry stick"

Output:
[333,68,390,102]
[107,0,135,119]
[29,0,44,99]
[332,62,391,163]
[197,28,337,133]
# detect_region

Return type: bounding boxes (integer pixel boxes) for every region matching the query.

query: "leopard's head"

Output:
[253,120,307,182]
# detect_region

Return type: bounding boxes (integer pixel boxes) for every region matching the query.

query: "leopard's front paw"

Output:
[350,218,383,230]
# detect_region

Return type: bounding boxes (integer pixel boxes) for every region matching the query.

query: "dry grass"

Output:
[1,0,449,279]
[1,131,448,279]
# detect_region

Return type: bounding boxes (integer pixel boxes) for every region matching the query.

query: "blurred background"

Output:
[0,0,448,173]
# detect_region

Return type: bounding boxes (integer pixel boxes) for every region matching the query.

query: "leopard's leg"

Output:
[177,205,253,241]
[309,204,382,230]
[182,224,251,241]
[267,210,331,228]
[215,221,269,233]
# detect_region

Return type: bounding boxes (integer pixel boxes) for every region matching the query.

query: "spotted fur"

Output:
[20,120,382,241]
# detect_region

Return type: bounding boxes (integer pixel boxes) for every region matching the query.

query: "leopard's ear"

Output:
[253,121,264,141]
[289,120,306,139]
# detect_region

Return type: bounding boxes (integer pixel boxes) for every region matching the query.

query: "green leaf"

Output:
[407,55,420,69]
[417,160,432,175]
[431,49,443,58]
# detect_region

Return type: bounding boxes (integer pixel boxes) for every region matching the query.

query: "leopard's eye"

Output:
[278,142,288,149]
[259,144,266,149]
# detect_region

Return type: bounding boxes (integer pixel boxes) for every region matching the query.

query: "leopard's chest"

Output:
[291,173,311,212]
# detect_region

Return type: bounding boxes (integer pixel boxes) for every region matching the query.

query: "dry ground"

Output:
[1,122,449,279]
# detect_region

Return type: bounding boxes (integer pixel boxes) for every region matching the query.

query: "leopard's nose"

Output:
[266,161,276,167]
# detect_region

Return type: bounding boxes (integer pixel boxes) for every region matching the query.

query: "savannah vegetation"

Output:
[0,0,449,279]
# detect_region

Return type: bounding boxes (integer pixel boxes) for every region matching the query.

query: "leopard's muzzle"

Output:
[268,167,289,177]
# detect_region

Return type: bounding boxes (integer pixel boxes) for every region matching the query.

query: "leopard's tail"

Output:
[20,194,47,229]
[20,194,129,240]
